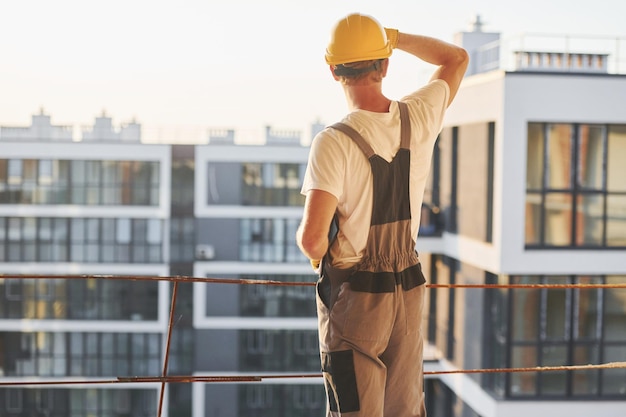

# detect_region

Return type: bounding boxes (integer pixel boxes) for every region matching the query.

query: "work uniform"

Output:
[302,79,449,417]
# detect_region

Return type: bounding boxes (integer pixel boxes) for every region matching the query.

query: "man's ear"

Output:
[381,58,389,77]
[330,65,340,81]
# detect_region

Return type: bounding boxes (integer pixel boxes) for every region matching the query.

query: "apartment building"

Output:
[1,21,625,417]
[419,21,626,417]
[0,113,327,416]
[0,111,170,415]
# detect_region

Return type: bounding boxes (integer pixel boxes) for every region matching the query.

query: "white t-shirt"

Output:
[301,79,450,268]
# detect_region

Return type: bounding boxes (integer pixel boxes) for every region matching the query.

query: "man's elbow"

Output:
[451,47,469,70]
[298,231,328,261]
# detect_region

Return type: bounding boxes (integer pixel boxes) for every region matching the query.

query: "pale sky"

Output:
[1,0,624,142]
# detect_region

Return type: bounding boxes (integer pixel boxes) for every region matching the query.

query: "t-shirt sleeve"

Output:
[402,79,450,136]
[300,130,345,199]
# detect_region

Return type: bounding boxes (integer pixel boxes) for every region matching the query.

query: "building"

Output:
[419,18,626,417]
[1,21,625,417]
[0,110,330,416]
[0,111,171,416]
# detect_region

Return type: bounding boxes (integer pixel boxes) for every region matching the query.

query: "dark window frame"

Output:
[484,274,626,399]
[525,122,626,249]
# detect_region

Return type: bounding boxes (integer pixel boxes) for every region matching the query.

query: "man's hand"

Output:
[385,27,399,50]
[310,258,321,273]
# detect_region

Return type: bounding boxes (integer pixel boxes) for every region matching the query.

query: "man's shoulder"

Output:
[401,79,450,104]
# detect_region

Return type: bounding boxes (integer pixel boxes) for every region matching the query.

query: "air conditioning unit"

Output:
[195,244,215,260]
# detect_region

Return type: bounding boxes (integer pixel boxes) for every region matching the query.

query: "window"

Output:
[437,127,458,233]
[0,159,160,206]
[525,123,626,248]
[65,333,161,378]
[485,274,626,398]
[5,388,22,412]
[37,160,53,204]
[239,218,307,263]
[456,122,495,242]
[1,278,158,321]
[170,217,195,262]
[0,388,158,416]
[0,217,163,263]
[244,385,274,410]
[208,162,306,206]
[206,384,326,417]
[22,217,37,262]
[238,330,320,372]
[171,159,195,209]
[431,256,456,360]
[235,274,316,317]
[0,218,4,262]
[131,219,163,263]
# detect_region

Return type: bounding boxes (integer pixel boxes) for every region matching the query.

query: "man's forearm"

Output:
[394,31,469,105]
[396,32,467,67]
[296,224,328,261]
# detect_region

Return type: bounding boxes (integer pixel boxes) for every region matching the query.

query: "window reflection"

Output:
[0,278,158,320]
[544,192,573,245]
[239,218,307,263]
[525,122,626,248]
[0,217,163,263]
[0,387,157,416]
[209,162,306,206]
[497,274,626,398]
[607,195,626,246]
[546,124,573,189]
[0,159,160,206]
[607,125,626,192]
[578,125,605,189]
[576,194,604,245]
[239,329,320,372]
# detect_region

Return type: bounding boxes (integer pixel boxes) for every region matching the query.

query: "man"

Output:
[297,13,468,417]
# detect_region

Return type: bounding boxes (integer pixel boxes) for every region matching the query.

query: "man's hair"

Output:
[334,59,385,85]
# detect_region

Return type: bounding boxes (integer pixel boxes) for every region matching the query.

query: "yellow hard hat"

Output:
[325,13,393,65]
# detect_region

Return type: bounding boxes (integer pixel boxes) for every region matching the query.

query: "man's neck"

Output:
[343,83,391,113]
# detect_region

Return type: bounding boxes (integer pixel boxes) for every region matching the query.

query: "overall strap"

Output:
[397,101,411,149]
[329,122,374,158]
[329,101,412,156]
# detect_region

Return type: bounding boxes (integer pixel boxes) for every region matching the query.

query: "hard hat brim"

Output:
[325,45,393,66]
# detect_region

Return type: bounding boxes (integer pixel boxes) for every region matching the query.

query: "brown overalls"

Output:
[316,101,427,417]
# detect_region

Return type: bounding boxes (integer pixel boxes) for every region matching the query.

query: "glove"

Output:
[385,28,399,49]
[310,259,321,271]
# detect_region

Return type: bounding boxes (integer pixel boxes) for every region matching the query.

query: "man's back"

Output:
[301,80,449,268]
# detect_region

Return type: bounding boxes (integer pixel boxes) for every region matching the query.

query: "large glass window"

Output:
[456,122,495,242]
[0,217,5,262]
[485,274,626,399]
[171,159,195,209]
[0,217,163,263]
[170,217,195,262]
[205,274,316,318]
[239,218,307,263]
[0,159,160,206]
[208,162,306,206]
[526,123,626,248]
[237,329,320,372]
[0,332,161,378]
[0,388,156,416]
[204,384,326,417]
[0,278,158,320]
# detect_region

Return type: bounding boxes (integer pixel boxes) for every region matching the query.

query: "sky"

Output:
[1,0,624,142]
